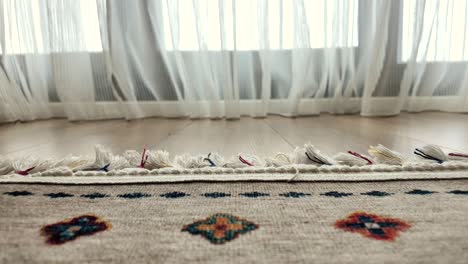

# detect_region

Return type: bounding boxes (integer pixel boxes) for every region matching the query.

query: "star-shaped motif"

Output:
[182,213,258,244]
[40,214,111,245]
[335,211,411,241]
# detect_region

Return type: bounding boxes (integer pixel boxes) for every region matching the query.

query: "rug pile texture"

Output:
[1,143,468,263]
[1,178,468,263]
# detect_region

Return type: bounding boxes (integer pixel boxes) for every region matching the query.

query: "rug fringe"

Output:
[1,144,468,176]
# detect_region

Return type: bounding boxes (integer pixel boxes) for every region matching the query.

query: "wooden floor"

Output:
[1,112,467,159]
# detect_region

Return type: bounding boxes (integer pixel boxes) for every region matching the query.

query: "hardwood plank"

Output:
[264,113,466,157]
[157,118,293,157]
[1,113,467,161]
[5,118,190,158]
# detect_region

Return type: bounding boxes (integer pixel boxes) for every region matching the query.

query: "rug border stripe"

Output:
[1,171,468,185]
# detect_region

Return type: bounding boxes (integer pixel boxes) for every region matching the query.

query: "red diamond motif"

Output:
[335,211,411,241]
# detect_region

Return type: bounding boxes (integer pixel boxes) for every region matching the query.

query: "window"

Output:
[1,0,102,54]
[400,0,468,62]
[162,0,358,51]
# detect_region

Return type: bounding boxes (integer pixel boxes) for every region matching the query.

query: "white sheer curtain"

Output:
[0,0,467,122]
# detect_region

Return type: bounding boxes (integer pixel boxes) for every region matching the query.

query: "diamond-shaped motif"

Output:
[182,213,258,244]
[40,214,111,245]
[335,211,411,241]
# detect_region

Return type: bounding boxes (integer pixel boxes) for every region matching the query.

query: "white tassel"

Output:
[302,144,334,165]
[77,145,129,171]
[368,144,405,165]
[12,156,55,174]
[2,142,467,177]
[124,150,142,167]
[174,154,209,168]
[53,155,93,170]
[145,150,173,169]
[264,153,293,167]
[292,147,310,164]
[0,156,14,175]
[414,145,448,163]
[108,155,131,171]
[94,145,113,167]
[223,154,262,168]
[333,152,370,166]
[202,152,224,167]
[223,158,248,168]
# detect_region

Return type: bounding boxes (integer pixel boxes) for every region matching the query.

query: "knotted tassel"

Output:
[79,145,129,171]
[174,154,209,168]
[239,155,254,166]
[333,151,373,166]
[16,166,36,176]
[368,145,405,165]
[12,157,54,175]
[138,148,149,168]
[53,155,91,171]
[264,153,293,167]
[223,154,261,168]
[204,153,216,167]
[98,163,110,172]
[414,145,447,163]
[0,156,14,175]
[303,144,334,165]
[145,150,173,169]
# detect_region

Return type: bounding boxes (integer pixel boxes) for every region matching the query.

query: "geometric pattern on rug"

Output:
[44,192,74,198]
[80,192,109,199]
[117,192,151,199]
[239,192,270,198]
[201,192,231,198]
[447,190,468,195]
[3,189,468,199]
[279,192,312,198]
[320,191,353,198]
[360,191,394,197]
[335,211,411,241]
[3,190,33,196]
[182,213,258,244]
[40,214,111,245]
[160,191,190,198]
[405,189,437,195]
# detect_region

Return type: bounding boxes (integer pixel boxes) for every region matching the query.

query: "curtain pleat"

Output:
[0,0,467,122]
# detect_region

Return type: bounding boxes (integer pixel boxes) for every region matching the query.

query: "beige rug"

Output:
[1,176,468,263]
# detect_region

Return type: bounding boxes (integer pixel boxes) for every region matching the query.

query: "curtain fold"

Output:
[0,0,467,122]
